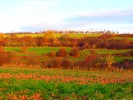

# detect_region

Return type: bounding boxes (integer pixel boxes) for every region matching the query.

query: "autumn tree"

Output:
[47,50,56,57]
[0,46,4,52]
[7,34,19,46]
[106,54,114,68]
[0,33,4,40]
[59,34,70,45]
[44,30,54,39]
[20,36,35,46]
[69,47,79,57]
[61,58,71,69]
[0,51,13,66]
[34,37,45,46]
[43,30,56,44]
[56,48,68,57]
[90,44,96,55]
[20,46,28,53]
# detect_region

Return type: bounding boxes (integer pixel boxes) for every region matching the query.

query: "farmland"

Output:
[1,0,133,99]
[0,32,133,99]
[0,67,133,99]
[4,33,101,38]
[3,47,133,62]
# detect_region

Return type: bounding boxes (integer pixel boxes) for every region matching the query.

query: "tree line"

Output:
[0,31,132,71]
[0,32,132,50]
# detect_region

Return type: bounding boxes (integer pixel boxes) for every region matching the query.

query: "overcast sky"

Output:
[0,0,133,33]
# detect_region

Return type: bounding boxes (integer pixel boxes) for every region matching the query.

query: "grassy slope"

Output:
[4,47,131,55]
[4,47,133,62]
[0,67,133,99]
[0,79,133,100]
[4,47,71,54]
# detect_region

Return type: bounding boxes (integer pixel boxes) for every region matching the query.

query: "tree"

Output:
[44,30,54,39]
[106,54,114,68]
[0,51,13,66]
[0,33,4,40]
[20,36,35,46]
[43,30,56,45]
[20,46,28,53]
[34,37,45,46]
[0,46,4,52]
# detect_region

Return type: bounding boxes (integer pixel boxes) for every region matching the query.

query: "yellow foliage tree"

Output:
[0,33,4,40]
[44,30,55,39]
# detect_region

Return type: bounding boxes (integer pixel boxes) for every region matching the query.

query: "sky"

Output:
[0,0,133,33]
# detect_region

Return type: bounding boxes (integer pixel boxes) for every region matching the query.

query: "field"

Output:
[4,47,133,62]
[0,33,133,99]
[4,47,71,55]
[0,67,133,99]
[1,0,133,98]
[4,33,101,38]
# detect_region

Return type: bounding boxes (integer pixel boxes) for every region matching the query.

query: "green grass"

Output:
[28,47,71,54]
[4,47,20,52]
[4,47,133,62]
[0,78,133,99]
[0,67,132,79]
[114,57,133,62]
[80,49,131,56]
[4,47,71,55]
[66,33,101,38]
[96,49,131,54]
[0,67,132,99]
[4,47,131,55]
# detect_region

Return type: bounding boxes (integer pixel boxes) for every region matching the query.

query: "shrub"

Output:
[69,47,79,57]
[113,60,133,70]
[61,58,72,69]
[0,51,13,66]
[47,57,62,68]
[56,48,68,57]
[20,46,28,53]
[47,50,56,57]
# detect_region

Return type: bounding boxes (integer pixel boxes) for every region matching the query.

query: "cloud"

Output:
[22,8,133,32]
[59,8,133,33]
[65,8,133,23]
[1,0,133,33]
[0,0,60,32]
[12,0,58,12]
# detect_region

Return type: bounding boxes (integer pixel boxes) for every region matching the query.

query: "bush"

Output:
[20,46,28,53]
[0,51,13,66]
[56,48,68,57]
[113,60,133,70]
[61,58,72,69]
[69,47,79,57]
[47,57,62,68]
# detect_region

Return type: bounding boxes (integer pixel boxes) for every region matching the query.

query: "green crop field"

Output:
[81,49,131,55]
[4,47,71,55]
[4,47,131,55]
[4,47,133,62]
[114,57,133,62]
[0,67,132,99]
[96,49,131,54]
